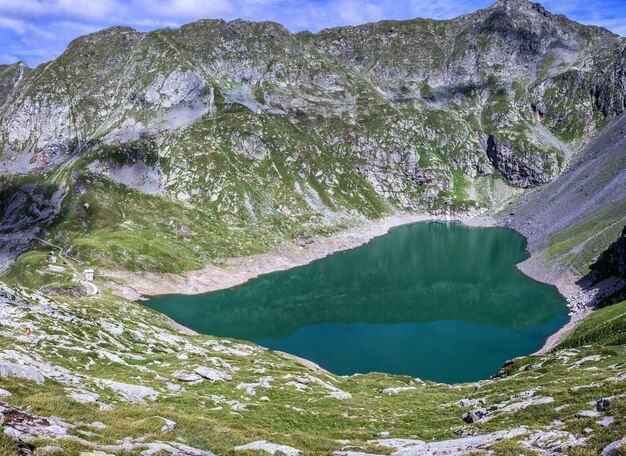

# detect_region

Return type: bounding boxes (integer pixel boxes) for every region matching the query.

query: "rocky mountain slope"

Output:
[0,0,625,279]
[501,113,626,309]
[592,226,626,285]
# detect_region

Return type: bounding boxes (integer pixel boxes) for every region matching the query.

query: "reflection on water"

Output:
[145,222,568,382]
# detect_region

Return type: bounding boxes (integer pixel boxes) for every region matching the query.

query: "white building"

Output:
[49,265,65,272]
[50,255,57,263]
[84,268,94,282]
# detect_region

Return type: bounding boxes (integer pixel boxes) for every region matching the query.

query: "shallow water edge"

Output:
[106,211,582,362]
[143,220,569,382]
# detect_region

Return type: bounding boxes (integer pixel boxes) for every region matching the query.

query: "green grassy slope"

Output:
[559,300,626,348]
[543,199,626,278]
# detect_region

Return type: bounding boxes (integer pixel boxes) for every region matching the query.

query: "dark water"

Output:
[145,222,568,383]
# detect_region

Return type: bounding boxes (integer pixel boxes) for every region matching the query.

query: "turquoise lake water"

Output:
[144,222,568,383]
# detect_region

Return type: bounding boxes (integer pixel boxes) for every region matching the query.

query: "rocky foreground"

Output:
[0,282,624,455]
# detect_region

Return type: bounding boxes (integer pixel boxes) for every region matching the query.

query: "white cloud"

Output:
[57,0,120,18]
[0,17,31,34]
[408,0,483,20]
[334,0,385,24]
[0,53,19,64]
[0,0,233,22]
[148,0,233,18]
[0,17,52,37]
[580,17,626,35]
[0,0,118,20]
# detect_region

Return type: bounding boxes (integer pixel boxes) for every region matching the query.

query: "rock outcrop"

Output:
[486,135,556,187]
[0,182,66,273]
[590,225,626,281]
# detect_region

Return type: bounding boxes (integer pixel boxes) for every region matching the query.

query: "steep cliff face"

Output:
[590,226,626,281]
[0,0,624,274]
[485,134,559,186]
[0,181,66,273]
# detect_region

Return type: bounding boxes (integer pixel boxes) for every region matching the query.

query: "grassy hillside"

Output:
[543,199,626,278]
[559,300,626,348]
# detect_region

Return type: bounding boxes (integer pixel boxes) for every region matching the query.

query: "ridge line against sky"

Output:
[0,0,625,67]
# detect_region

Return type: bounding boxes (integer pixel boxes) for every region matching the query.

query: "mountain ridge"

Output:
[8,0,622,73]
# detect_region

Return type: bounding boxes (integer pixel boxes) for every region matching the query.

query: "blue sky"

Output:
[1,0,625,67]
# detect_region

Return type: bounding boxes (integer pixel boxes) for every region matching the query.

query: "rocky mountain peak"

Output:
[495,0,546,11]
[66,25,140,53]
[490,0,563,21]
[487,0,618,39]
[482,0,564,29]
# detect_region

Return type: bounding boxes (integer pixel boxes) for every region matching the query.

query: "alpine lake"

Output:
[145,222,568,383]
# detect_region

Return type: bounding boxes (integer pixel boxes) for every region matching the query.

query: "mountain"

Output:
[0,0,625,278]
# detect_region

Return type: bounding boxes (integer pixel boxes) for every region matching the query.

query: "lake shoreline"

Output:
[105,212,455,301]
[106,210,588,361]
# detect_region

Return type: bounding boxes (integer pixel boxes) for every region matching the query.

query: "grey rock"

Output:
[177,373,203,383]
[160,417,176,433]
[139,441,214,456]
[597,416,615,427]
[372,439,425,450]
[372,428,527,455]
[498,396,554,412]
[4,426,22,441]
[234,440,301,456]
[194,366,232,382]
[98,379,160,403]
[521,430,588,453]
[0,360,45,384]
[462,408,488,423]
[602,437,626,456]
[381,386,416,395]
[334,452,383,456]
[69,391,102,404]
[575,410,601,418]
[457,397,482,407]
